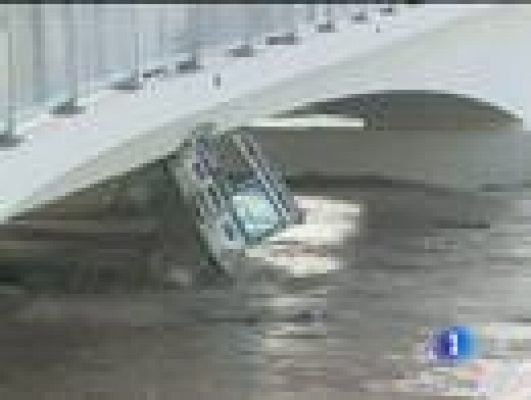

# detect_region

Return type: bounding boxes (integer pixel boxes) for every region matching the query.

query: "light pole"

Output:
[177,4,202,73]
[265,4,299,46]
[317,2,335,33]
[52,2,86,115]
[112,3,143,91]
[228,5,256,58]
[0,11,22,147]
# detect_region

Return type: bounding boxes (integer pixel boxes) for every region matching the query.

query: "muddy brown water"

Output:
[1,182,531,399]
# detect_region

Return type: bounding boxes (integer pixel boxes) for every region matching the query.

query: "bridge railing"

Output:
[0,3,405,144]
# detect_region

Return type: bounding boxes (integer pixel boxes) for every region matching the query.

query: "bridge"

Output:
[0,3,530,226]
[3,5,531,395]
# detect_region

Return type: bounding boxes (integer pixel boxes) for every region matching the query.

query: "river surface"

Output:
[2,184,531,399]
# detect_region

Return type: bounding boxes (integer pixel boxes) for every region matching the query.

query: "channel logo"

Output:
[426,325,477,363]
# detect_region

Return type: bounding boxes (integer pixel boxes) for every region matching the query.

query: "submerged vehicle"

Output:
[168,125,303,273]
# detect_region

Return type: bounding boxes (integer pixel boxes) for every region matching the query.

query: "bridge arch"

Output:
[247,88,528,192]
[221,4,531,133]
[275,89,523,132]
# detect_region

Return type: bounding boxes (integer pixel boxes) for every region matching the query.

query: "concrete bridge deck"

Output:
[0,4,498,223]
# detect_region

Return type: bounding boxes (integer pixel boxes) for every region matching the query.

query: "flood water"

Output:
[2,183,531,399]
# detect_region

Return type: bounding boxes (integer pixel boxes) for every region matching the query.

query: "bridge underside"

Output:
[0,158,199,292]
[1,87,527,289]
[250,90,528,192]
[0,129,303,290]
